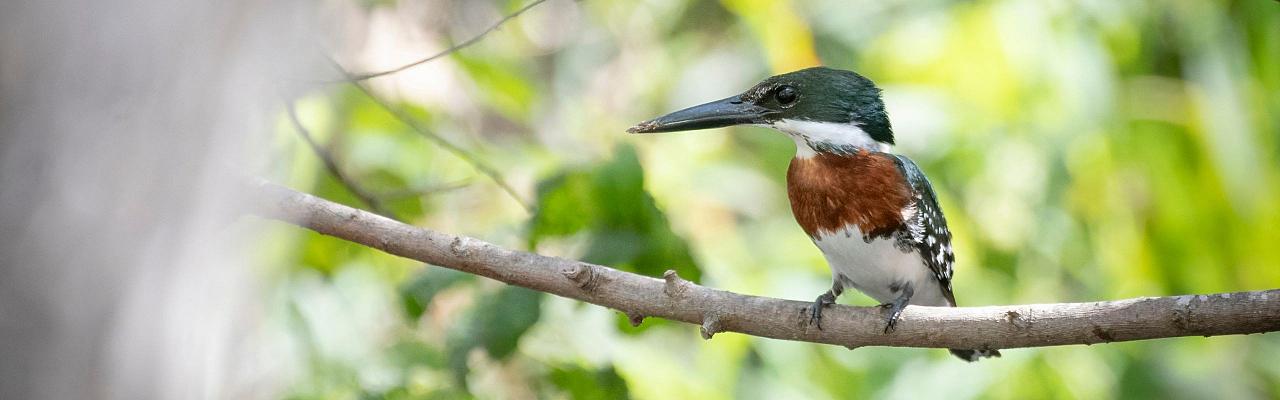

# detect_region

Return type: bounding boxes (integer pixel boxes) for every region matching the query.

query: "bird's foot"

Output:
[808,290,837,330]
[879,282,914,333]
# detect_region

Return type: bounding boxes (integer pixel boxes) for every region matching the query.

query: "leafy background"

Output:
[262,0,1280,398]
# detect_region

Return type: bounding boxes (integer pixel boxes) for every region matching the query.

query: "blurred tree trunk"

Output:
[0,1,313,398]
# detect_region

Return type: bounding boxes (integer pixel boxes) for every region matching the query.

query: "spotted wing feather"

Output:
[889,154,957,305]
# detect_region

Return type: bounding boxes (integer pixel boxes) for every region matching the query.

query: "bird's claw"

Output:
[880,302,904,333]
[880,282,913,334]
[808,291,836,331]
[808,302,825,330]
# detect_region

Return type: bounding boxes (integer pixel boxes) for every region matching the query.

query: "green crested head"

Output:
[629,66,894,153]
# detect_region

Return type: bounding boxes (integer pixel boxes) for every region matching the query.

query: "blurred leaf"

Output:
[472,286,543,359]
[299,229,363,275]
[445,286,544,387]
[362,168,427,220]
[720,0,820,72]
[342,87,422,135]
[455,54,536,122]
[731,130,794,184]
[444,331,474,389]
[386,339,445,370]
[548,365,631,400]
[312,172,368,217]
[529,144,702,283]
[361,386,474,400]
[529,171,595,241]
[400,267,474,319]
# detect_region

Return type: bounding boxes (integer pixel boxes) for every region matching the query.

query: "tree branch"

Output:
[249,179,1280,351]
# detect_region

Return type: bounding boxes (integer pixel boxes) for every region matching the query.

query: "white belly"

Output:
[813,227,950,307]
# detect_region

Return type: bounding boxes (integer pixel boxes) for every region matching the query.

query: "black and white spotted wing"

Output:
[890,154,958,305]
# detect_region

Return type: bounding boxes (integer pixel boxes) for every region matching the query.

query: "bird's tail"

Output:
[949,348,1001,362]
[943,293,1001,361]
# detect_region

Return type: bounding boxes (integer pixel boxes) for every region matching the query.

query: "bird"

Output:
[627,66,999,361]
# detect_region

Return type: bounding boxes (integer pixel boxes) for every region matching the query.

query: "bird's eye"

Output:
[775,85,798,105]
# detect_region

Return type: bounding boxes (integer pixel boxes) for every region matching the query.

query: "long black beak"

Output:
[627,95,774,134]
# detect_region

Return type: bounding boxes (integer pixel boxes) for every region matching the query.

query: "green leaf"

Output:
[299,229,359,276]
[528,171,596,247]
[444,329,475,389]
[444,286,544,387]
[360,385,473,400]
[400,267,474,319]
[454,54,536,122]
[548,365,632,400]
[385,339,444,370]
[361,167,426,220]
[340,86,437,136]
[472,286,543,359]
[529,144,702,283]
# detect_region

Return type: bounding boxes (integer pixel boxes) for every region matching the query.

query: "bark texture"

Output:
[250,179,1280,350]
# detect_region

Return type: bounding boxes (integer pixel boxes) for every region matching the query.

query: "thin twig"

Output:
[284,101,399,219]
[344,0,550,81]
[250,179,1280,352]
[379,179,472,200]
[327,58,533,213]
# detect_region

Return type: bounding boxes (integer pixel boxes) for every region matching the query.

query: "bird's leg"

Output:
[879,282,914,333]
[808,281,844,330]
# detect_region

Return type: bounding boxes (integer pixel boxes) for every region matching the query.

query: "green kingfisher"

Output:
[628,67,999,361]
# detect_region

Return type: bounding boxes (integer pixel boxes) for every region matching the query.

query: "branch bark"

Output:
[249,179,1280,350]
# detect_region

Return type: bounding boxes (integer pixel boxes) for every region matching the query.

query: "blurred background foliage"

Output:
[262,0,1280,398]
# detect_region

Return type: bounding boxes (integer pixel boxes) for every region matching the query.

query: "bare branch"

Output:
[249,179,1280,351]
[344,0,550,81]
[327,58,532,213]
[285,101,399,219]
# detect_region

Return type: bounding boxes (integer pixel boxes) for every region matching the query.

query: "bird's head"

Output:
[628,66,892,156]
